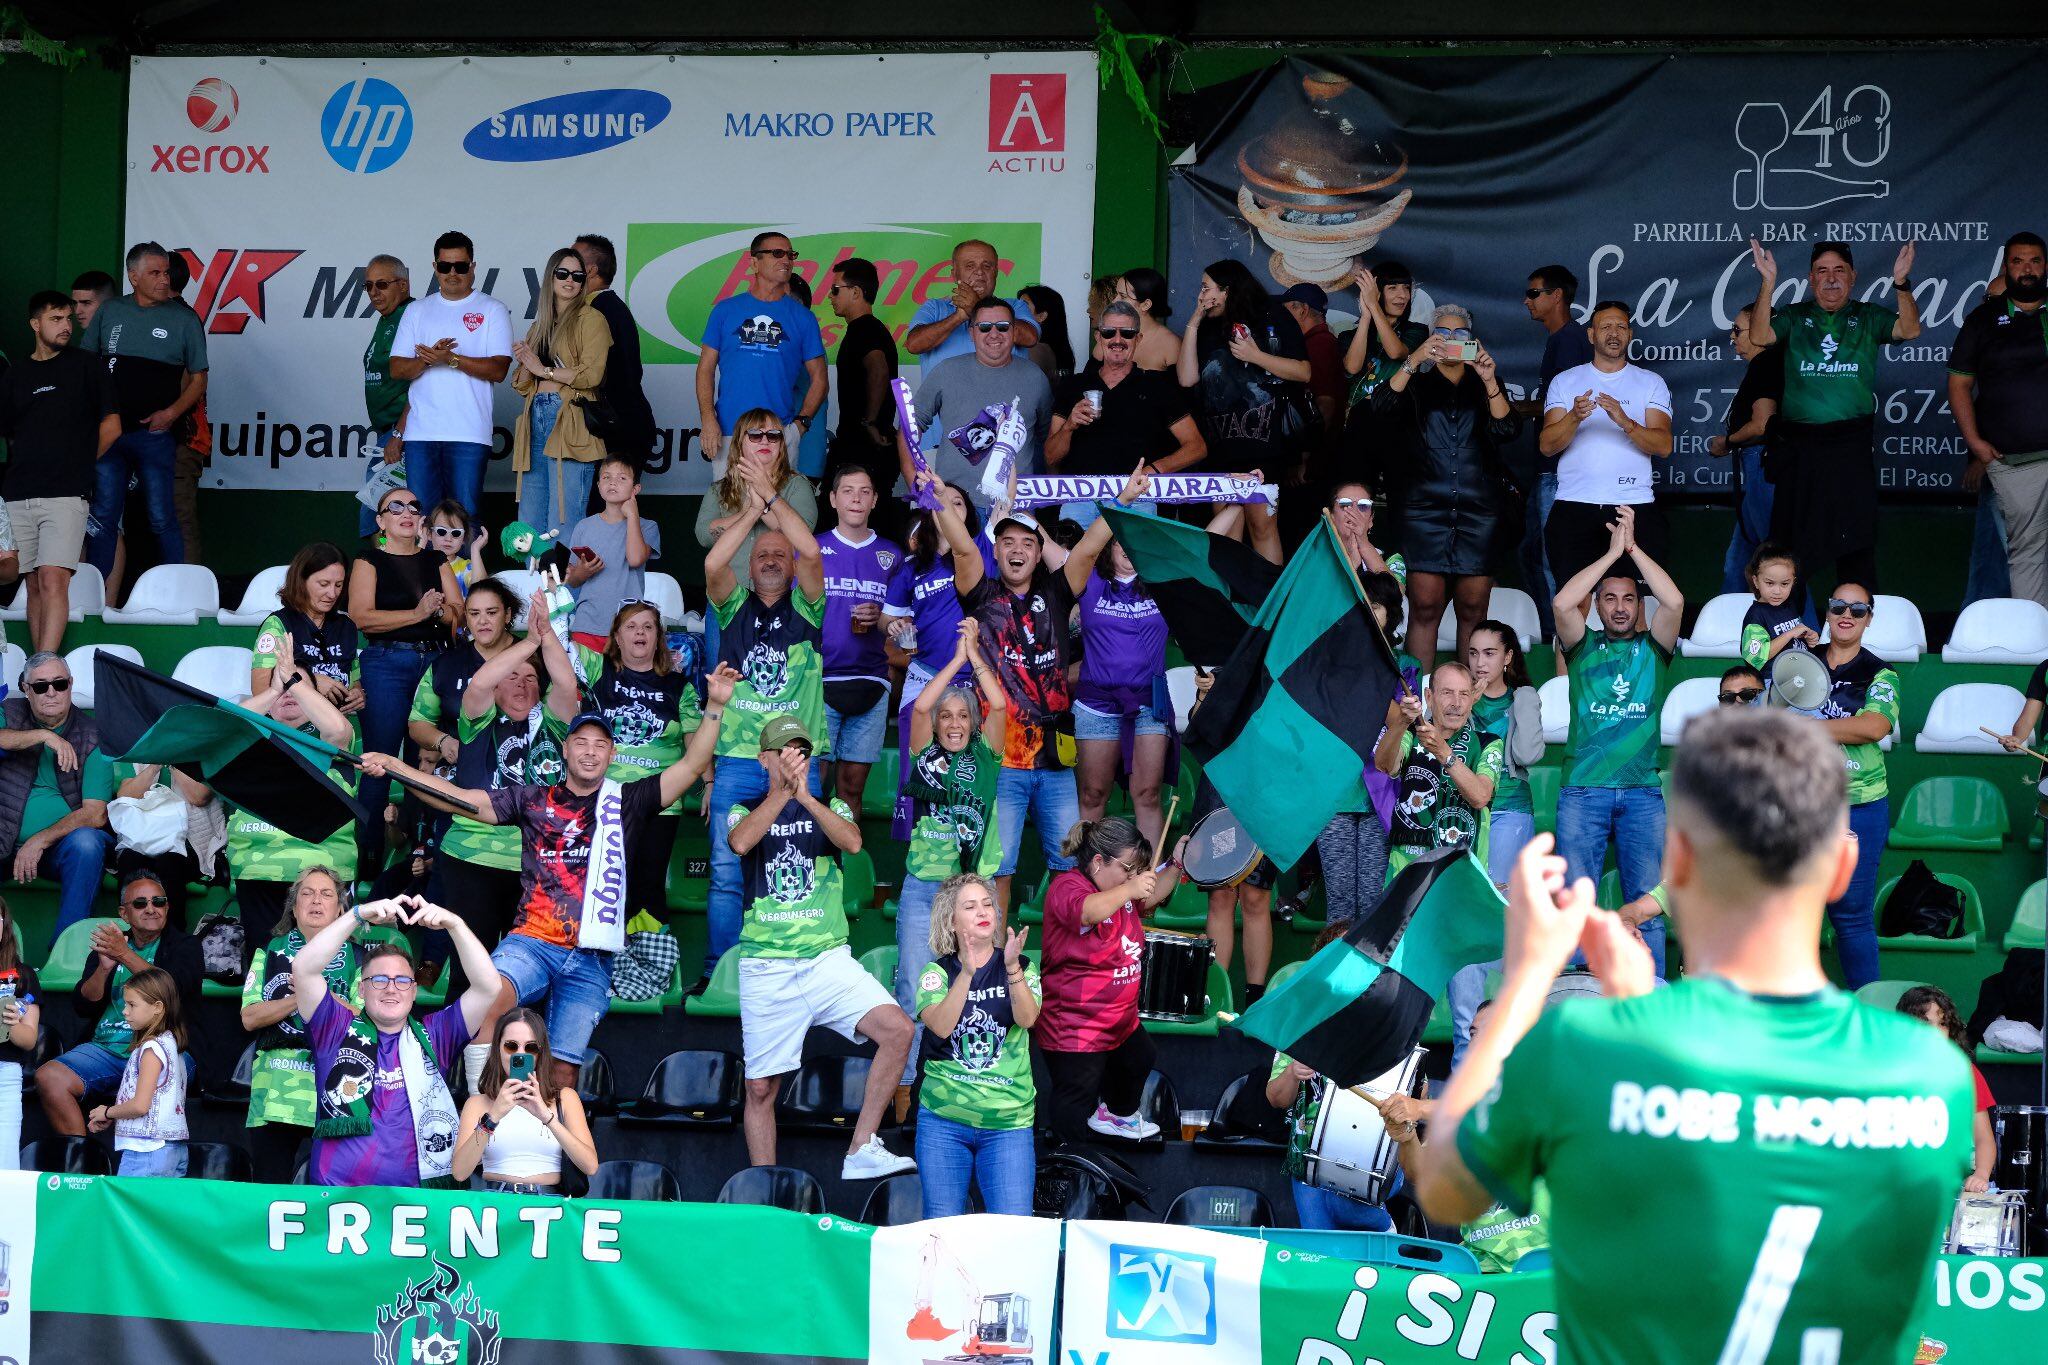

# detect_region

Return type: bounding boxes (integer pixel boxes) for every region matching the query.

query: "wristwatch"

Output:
[478,1114,498,1133]
[1893,276,1912,290]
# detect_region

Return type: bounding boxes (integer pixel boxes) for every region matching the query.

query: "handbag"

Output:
[576,392,624,445]
[610,917,680,1002]
[108,786,190,857]
[1878,859,1964,940]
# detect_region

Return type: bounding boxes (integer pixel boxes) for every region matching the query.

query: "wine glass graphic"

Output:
[1732,100,1888,212]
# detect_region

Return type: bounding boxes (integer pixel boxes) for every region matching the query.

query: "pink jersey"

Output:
[1035,869,1144,1052]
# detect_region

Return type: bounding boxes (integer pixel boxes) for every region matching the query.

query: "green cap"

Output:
[758,714,813,753]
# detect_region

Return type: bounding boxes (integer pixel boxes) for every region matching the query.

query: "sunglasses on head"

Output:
[552,267,586,283]
[434,259,473,274]
[745,428,785,444]
[1826,598,1872,619]
[125,894,169,909]
[1097,326,1138,339]
[381,499,422,515]
[500,1041,540,1055]
[753,247,795,260]
[974,321,1012,333]
[1719,687,1764,706]
[26,677,71,695]
[366,973,417,990]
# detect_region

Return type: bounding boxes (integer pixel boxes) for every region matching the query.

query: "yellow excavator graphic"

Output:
[903,1233,1033,1360]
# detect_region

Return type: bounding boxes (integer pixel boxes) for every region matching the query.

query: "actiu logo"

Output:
[175,247,303,335]
[322,77,413,174]
[463,88,671,162]
[153,75,269,173]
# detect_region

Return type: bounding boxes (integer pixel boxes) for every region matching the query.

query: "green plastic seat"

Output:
[1529,767,1561,837]
[861,748,900,821]
[1014,878,1045,926]
[1887,776,2010,852]
[683,946,743,1018]
[857,944,898,994]
[1264,959,1308,995]
[665,834,710,914]
[1144,960,1233,1037]
[1151,881,1211,931]
[2008,880,2047,951]
[841,849,877,918]
[1874,873,1985,953]
[610,946,682,1016]
[1853,980,1932,1011]
[1975,1044,2037,1066]
[39,917,123,993]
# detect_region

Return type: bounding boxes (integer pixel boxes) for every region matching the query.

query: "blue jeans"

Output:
[1484,809,1535,888]
[1447,958,1500,1069]
[119,1141,189,1178]
[994,766,1081,879]
[1719,444,1777,595]
[706,751,825,968]
[1518,470,1558,642]
[915,1109,1036,1217]
[517,397,596,544]
[406,440,490,524]
[357,644,437,854]
[492,933,615,1063]
[1827,797,1888,989]
[1292,1174,1398,1231]
[825,687,890,765]
[87,429,181,576]
[1555,785,1668,976]
[896,873,941,1083]
[43,825,115,942]
[1965,493,2012,608]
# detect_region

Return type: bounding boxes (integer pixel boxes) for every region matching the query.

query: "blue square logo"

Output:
[1105,1244,1218,1345]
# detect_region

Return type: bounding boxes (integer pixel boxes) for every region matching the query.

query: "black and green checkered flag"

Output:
[1099,504,1282,667]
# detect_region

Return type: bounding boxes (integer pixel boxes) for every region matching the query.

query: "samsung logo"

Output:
[463,89,671,162]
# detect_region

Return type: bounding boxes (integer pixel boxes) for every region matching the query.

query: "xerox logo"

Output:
[462,89,671,162]
[152,76,269,174]
[175,248,303,335]
[321,77,413,174]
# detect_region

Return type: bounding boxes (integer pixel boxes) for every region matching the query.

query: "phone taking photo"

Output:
[1456,339,1480,362]
[508,1051,535,1082]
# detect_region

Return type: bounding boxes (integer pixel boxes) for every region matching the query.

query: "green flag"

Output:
[1099,504,1282,666]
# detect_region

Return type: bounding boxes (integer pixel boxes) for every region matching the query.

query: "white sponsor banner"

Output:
[866,1213,1061,1364]
[125,54,1099,494]
[1060,1219,1266,1363]
[0,1170,37,1361]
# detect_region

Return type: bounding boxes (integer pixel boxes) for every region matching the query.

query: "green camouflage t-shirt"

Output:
[223,726,361,883]
[240,930,362,1128]
[1386,722,1503,879]
[903,735,1003,883]
[914,952,1040,1130]
[571,643,700,813]
[712,584,830,760]
[1462,1185,1551,1273]
[1773,299,1898,425]
[729,795,855,959]
[1564,629,1665,788]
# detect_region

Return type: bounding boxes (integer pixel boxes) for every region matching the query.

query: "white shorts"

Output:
[738,944,896,1080]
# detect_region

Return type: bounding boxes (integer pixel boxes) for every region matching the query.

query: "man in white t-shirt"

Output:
[387,230,512,522]
[1538,300,1673,586]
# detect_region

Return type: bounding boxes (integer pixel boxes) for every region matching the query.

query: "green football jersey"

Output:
[1458,977,1972,1364]
[729,796,856,959]
[1774,300,1898,425]
[1564,629,1665,788]
[915,954,1040,1130]
[1386,722,1502,879]
[224,729,361,883]
[712,583,831,760]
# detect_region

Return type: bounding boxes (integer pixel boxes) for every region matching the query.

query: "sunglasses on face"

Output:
[1097,326,1138,339]
[1719,688,1764,705]
[428,524,467,538]
[501,1041,540,1055]
[434,260,473,275]
[1332,497,1372,510]
[365,278,401,292]
[1826,599,1872,619]
[1432,326,1473,339]
[1525,286,1556,299]
[381,500,422,516]
[26,677,71,695]
[366,973,417,990]
[753,247,795,260]
[552,267,586,283]
[745,429,785,444]
[126,895,169,909]
[974,321,1012,333]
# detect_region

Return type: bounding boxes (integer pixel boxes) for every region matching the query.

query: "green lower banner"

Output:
[0,1174,2040,1363]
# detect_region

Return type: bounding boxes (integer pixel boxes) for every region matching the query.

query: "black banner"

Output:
[1168,50,2048,503]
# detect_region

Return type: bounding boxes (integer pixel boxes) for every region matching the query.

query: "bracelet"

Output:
[701,708,724,722]
[1485,386,1502,399]
[478,1114,498,1133]
[764,493,782,512]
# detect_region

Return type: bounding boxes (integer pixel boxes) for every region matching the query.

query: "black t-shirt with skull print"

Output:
[712,584,830,760]
[726,793,855,959]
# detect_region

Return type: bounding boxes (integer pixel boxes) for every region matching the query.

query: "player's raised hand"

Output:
[1503,834,1594,982]
[1579,909,1657,1000]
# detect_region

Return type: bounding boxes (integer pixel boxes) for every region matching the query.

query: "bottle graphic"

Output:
[1731,102,1888,212]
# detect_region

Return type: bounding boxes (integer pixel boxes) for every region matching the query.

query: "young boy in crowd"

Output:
[566,455,659,651]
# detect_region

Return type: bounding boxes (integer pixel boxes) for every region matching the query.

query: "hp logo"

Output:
[321,78,412,173]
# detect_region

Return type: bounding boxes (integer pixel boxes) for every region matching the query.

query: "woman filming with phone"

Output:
[451,1007,599,1194]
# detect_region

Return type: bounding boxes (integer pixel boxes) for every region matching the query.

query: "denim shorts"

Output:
[491,933,615,1063]
[118,1141,190,1178]
[1073,701,1167,742]
[52,1042,127,1100]
[825,685,891,765]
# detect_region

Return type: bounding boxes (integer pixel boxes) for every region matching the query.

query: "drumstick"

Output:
[1153,794,1181,873]
[1979,726,2047,762]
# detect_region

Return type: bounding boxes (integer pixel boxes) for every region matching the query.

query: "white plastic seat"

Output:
[1538,675,1570,745]
[1859,594,1927,663]
[1680,592,1752,659]
[0,644,23,695]
[1941,598,2048,665]
[495,569,546,630]
[102,564,221,626]
[1659,676,1722,746]
[1165,665,1199,735]
[218,565,290,628]
[65,643,144,710]
[641,572,688,629]
[172,645,256,702]
[0,564,105,623]
[1914,682,2024,754]
[1434,587,1543,652]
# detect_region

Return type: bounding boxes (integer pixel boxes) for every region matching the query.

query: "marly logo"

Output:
[176,248,303,336]
[373,1257,501,1365]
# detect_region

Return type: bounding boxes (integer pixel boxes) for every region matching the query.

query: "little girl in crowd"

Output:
[87,967,190,1177]
[1739,542,1820,671]
[427,499,488,596]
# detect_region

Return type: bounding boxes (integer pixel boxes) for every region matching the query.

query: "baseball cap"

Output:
[991,511,1044,540]
[759,714,813,752]
[1279,283,1328,312]
[567,711,615,740]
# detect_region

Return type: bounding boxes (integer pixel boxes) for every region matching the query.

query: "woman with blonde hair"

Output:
[692,409,819,660]
[511,245,612,544]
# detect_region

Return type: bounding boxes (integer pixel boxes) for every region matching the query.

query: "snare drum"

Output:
[1183,807,1261,890]
[1992,1105,2047,1254]
[1138,931,1214,1020]
[1303,1046,1426,1207]
[1945,1190,2027,1257]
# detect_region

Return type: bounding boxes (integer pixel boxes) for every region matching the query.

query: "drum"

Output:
[1303,1046,1426,1207]
[1945,1190,2027,1258]
[1992,1106,2047,1254]
[1183,807,1261,890]
[1137,931,1214,1020]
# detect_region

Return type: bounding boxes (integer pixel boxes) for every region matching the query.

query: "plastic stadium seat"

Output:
[1514,1249,1554,1274]
[1135,1069,1182,1150]
[21,1136,113,1175]
[103,563,221,625]
[203,1040,259,1109]
[683,948,743,1018]
[618,1048,742,1127]
[1144,960,1233,1038]
[2007,881,2047,951]
[173,645,257,702]
[1888,776,2009,851]
[577,1049,617,1117]
[717,1164,826,1213]
[40,917,121,992]
[641,571,688,628]
[1853,980,1932,1011]
[495,569,546,628]
[1538,675,1569,744]
[1166,665,1199,734]
[1679,592,1751,659]
[1914,683,2024,754]
[1435,588,1542,652]
[776,1055,873,1132]
[1529,766,1561,836]
[860,750,900,821]
[218,564,290,627]
[859,1172,977,1225]
[1658,676,1720,746]
[1,563,104,623]
[586,1159,682,1201]
[1166,1183,1276,1228]
[1874,872,1984,953]
[64,642,144,710]
[184,1140,255,1182]
[841,848,877,914]
[1194,1072,1288,1151]
[1942,597,2048,664]
[857,944,897,994]
[0,643,22,696]
[1150,880,1210,931]
[1860,594,1927,662]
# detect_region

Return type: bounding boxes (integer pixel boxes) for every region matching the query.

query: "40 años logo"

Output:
[373,1257,502,1365]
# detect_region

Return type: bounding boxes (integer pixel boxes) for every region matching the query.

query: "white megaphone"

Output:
[1766,645,1830,716]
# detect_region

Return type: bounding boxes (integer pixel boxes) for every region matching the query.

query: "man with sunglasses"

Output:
[574,233,658,469]
[905,239,1039,367]
[908,298,1052,505]
[696,232,827,471]
[1517,265,1590,643]
[0,653,116,945]
[1717,665,1766,708]
[387,230,511,523]
[1808,583,1898,989]
[356,252,414,537]
[1044,300,1204,523]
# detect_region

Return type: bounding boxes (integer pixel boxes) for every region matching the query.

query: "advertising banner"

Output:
[1168,51,2048,502]
[123,53,1099,493]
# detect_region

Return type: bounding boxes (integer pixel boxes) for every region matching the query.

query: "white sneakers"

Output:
[842,1135,917,1180]
[1087,1104,1160,1140]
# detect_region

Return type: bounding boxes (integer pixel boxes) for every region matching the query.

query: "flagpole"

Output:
[329,751,483,818]
[1319,509,1409,695]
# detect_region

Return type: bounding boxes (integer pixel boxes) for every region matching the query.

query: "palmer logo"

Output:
[463,89,671,162]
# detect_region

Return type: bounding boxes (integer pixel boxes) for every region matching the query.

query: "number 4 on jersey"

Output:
[1718,1204,1841,1365]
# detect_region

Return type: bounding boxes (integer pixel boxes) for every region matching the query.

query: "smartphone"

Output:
[1456,339,1480,362]
[570,545,598,563]
[508,1052,535,1082]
